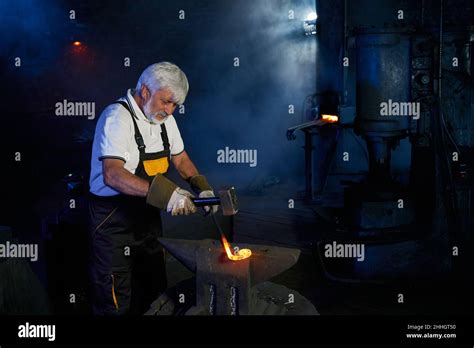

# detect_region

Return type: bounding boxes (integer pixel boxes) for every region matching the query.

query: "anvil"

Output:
[158,238,301,315]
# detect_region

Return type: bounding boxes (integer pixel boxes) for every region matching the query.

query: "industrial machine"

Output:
[288,0,473,281]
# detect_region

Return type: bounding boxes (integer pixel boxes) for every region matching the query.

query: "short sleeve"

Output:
[166,116,185,156]
[96,105,132,162]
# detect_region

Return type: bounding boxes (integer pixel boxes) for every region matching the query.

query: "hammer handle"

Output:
[191,197,221,206]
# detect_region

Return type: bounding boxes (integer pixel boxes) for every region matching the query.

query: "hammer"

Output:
[190,186,238,216]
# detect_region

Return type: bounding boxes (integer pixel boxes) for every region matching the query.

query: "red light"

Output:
[73,41,81,46]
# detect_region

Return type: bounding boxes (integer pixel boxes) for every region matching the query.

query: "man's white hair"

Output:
[136,62,189,105]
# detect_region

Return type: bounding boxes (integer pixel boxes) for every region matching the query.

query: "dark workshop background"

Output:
[0,0,473,316]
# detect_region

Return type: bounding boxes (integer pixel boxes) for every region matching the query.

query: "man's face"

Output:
[142,86,178,122]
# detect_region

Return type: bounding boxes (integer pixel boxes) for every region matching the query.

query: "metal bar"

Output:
[304,131,314,202]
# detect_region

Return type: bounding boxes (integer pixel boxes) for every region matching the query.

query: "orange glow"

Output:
[220,234,252,261]
[321,114,339,123]
[73,41,82,46]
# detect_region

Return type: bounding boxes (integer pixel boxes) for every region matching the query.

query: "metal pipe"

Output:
[343,0,348,105]
[438,0,443,97]
[304,131,314,202]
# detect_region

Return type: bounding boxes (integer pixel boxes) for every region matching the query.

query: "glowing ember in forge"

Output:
[220,234,251,261]
[321,114,339,123]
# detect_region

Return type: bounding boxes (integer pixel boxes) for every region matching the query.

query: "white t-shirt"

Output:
[89,89,185,196]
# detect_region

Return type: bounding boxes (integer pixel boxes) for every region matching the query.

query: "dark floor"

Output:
[7,190,470,315]
[162,194,473,315]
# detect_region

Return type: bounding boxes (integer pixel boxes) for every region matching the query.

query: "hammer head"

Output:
[217,186,238,216]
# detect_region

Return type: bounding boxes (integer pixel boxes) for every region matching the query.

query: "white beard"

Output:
[143,100,168,123]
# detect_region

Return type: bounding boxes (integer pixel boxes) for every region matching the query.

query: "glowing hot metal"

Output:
[220,233,251,261]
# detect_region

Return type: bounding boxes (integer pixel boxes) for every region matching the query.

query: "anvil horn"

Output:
[159,238,201,272]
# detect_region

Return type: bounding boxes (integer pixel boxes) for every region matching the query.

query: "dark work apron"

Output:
[88,98,170,315]
[114,100,172,181]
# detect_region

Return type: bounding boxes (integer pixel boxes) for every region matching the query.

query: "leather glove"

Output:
[188,175,213,194]
[166,188,197,216]
[147,174,178,210]
[199,190,219,214]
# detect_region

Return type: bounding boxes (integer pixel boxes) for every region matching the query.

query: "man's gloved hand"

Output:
[187,175,218,215]
[166,188,197,216]
[188,175,212,194]
[199,190,219,214]
[146,174,197,216]
[147,174,178,210]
